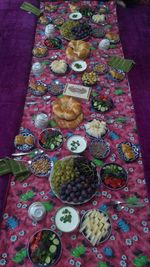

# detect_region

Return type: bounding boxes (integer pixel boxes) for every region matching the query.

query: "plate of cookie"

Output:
[29,81,48,96]
[117,142,139,162]
[14,129,36,152]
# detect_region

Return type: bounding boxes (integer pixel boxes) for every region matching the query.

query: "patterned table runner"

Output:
[0,1,150,267]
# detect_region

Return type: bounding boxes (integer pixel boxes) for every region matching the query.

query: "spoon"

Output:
[12,149,44,157]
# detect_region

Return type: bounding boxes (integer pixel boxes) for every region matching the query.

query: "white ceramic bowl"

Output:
[66,135,87,154]
[69,12,82,20]
[55,206,80,232]
[71,60,87,72]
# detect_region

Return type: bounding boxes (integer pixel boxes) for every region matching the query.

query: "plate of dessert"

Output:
[94,63,107,74]
[48,80,64,96]
[38,15,50,25]
[14,129,35,152]
[82,71,98,86]
[30,154,53,177]
[50,59,69,76]
[60,20,92,41]
[105,32,120,44]
[66,135,87,154]
[108,68,125,82]
[100,163,128,190]
[89,139,110,159]
[49,156,99,205]
[117,142,139,162]
[91,14,107,26]
[80,209,112,246]
[92,95,114,113]
[29,81,48,96]
[28,229,62,266]
[92,28,105,38]
[39,128,63,151]
[85,119,108,139]
[32,47,48,58]
[53,17,65,26]
[44,37,62,50]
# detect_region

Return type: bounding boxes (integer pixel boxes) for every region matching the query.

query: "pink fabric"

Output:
[0,1,149,267]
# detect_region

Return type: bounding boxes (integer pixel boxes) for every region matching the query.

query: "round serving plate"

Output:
[30,154,53,178]
[117,141,139,162]
[48,80,64,96]
[27,228,62,267]
[84,119,108,139]
[29,81,48,96]
[80,209,112,246]
[90,14,108,26]
[14,128,36,152]
[71,60,87,73]
[49,155,100,205]
[69,12,82,20]
[91,95,114,113]
[44,37,62,50]
[50,64,70,76]
[66,134,87,154]
[39,128,64,151]
[89,138,110,159]
[100,163,128,190]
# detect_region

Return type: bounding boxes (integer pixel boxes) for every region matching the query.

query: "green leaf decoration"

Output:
[91,91,99,97]
[72,245,86,258]
[115,117,129,123]
[126,196,140,205]
[114,89,126,95]
[48,120,57,128]
[12,248,27,264]
[91,46,97,50]
[105,24,112,29]
[98,261,109,267]
[42,201,54,212]
[133,255,149,267]
[93,158,104,167]
[20,190,36,201]
[41,61,50,66]
[57,94,64,98]
[110,44,116,49]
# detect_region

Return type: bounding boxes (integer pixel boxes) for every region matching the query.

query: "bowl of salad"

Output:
[28,229,62,266]
[39,128,64,151]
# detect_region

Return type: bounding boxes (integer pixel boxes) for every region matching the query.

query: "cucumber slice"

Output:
[45,256,51,264]
[50,143,55,150]
[53,238,59,245]
[49,233,55,240]
[49,245,57,253]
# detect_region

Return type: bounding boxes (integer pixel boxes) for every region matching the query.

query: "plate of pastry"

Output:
[44,37,62,50]
[29,81,48,96]
[82,71,98,86]
[92,95,114,113]
[100,163,128,190]
[32,47,48,58]
[49,156,99,205]
[50,59,70,76]
[14,129,35,152]
[48,80,64,96]
[30,154,53,177]
[117,142,139,162]
[94,63,107,74]
[53,17,65,26]
[80,209,112,246]
[38,15,50,25]
[108,68,125,82]
[89,139,110,159]
[84,119,108,139]
[105,32,120,44]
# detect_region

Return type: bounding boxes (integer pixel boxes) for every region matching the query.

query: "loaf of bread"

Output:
[54,112,84,129]
[66,40,90,61]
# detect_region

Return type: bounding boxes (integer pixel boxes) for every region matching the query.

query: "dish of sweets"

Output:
[82,71,98,86]
[49,156,99,204]
[44,37,62,50]
[32,47,48,58]
[30,154,53,177]
[89,139,110,159]
[50,59,69,75]
[53,17,65,26]
[29,81,48,96]
[91,14,107,25]
[28,229,62,266]
[85,119,108,138]
[94,63,107,74]
[117,142,139,162]
[60,20,92,40]
[80,209,112,246]
[14,129,35,152]
[48,80,64,96]
[39,128,63,151]
[100,163,128,190]
[92,95,114,113]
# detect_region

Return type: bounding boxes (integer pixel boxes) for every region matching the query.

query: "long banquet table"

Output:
[0,1,150,267]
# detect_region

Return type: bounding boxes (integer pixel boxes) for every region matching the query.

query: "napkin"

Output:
[0,158,31,182]
[108,56,135,73]
[20,2,42,17]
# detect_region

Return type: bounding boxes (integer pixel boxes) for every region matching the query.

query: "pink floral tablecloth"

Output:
[0,1,150,267]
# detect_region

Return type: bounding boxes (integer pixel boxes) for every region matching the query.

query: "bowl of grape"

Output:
[49,156,99,205]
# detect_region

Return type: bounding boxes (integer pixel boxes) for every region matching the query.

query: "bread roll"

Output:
[66,40,90,61]
[54,112,84,129]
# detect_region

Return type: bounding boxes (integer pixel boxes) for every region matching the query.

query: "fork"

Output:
[110,200,145,210]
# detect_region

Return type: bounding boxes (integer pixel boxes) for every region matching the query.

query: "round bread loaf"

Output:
[66,40,90,61]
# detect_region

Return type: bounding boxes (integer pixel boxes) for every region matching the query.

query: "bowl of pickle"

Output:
[82,71,98,86]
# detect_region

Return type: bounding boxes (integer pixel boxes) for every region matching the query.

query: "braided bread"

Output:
[66,40,90,61]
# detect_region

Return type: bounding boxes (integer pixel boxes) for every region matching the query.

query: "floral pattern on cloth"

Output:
[0,1,150,267]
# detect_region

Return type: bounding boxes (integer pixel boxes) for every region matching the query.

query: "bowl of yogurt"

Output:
[55,206,80,232]
[66,135,87,154]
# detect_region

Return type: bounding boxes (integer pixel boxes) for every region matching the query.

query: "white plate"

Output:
[66,135,87,153]
[71,60,87,72]
[69,12,82,20]
[55,206,80,232]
